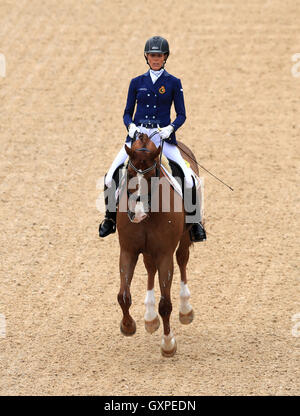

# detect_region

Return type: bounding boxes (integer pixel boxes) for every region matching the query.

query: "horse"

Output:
[116,133,200,357]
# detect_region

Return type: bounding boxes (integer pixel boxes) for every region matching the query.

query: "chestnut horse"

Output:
[117,133,200,357]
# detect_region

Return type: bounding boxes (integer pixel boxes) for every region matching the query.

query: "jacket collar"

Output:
[143,70,169,94]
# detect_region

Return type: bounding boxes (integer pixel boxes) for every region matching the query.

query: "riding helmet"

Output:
[144,36,170,59]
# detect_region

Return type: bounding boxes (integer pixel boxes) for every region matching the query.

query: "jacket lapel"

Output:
[153,70,169,93]
[143,70,170,94]
[143,71,156,94]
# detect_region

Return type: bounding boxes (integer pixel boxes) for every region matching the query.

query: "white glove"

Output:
[159,125,174,140]
[128,123,140,139]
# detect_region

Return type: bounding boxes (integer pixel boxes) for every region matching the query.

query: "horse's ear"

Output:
[153,145,161,160]
[125,144,134,158]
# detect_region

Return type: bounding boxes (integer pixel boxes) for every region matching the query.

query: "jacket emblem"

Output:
[159,86,166,94]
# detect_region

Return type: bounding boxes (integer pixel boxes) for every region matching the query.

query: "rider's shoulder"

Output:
[131,71,149,81]
[128,73,146,86]
[163,71,180,81]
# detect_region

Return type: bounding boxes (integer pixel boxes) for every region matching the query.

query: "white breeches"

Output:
[105,127,194,188]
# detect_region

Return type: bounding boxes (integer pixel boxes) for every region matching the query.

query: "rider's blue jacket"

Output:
[123,70,186,144]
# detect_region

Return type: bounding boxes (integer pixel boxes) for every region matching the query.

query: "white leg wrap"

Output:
[161,331,176,352]
[180,282,192,315]
[144,289,157,321]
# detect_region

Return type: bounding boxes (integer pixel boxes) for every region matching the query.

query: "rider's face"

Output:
[147,53,166,70]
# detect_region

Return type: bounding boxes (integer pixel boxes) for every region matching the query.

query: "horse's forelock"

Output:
[131,134,159,161]
[139,133,150,146]
[133,134,151,152]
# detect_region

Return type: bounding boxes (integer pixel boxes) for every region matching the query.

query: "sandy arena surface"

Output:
[0,0,299,396]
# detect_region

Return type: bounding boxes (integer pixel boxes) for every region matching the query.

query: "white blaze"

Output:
[133,173,147,223]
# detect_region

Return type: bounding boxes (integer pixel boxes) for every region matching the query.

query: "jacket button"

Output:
[145,115,148,118]
[153,116,155,119]
[147,94,150,96]
[153,105,156,108]
[146,105,149,107]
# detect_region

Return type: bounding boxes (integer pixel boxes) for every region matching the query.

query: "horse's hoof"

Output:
[179,309,194,325]
[145,316,160,334]
[120,319,136,336]
[161,339,177,358]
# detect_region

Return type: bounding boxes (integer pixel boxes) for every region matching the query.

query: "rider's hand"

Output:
[128,123,140,139]
[159,125,174,140]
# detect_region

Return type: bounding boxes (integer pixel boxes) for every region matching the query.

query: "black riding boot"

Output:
[185,178,207,242]
[190,221,207,242]
[99,182,117,238]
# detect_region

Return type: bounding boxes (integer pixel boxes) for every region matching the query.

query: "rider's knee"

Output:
[184,174,194,189]
[105,174,112,188]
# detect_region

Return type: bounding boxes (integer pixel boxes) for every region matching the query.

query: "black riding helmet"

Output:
[144,36,169,67]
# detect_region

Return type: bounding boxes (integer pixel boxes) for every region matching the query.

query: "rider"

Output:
[99,36,206,242]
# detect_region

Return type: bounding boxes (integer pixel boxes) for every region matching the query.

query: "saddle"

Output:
[113,158,185,200]
[163,159,185,196]
[114,158,201,200]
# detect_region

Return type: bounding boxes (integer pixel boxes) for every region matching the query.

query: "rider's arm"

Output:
[171,78,186,132]
[123,79,137,129]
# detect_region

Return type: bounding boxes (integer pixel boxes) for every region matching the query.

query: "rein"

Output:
[126,133,162,223]
[128,130,161,175]
[128,159,157,175]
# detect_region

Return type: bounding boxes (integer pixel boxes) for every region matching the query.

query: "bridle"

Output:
[128,130,161,175]
[128,158,157,176]
[126,132,161,222]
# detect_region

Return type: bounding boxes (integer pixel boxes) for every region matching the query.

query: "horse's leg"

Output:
[143,254,160,334]
[157,254,177,357]
[118,249,138,336]
[176,234,194,325]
